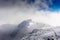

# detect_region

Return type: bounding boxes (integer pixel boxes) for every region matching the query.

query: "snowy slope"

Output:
[21,29,57,40]
[12,19,53,40]
[0,19,60,40]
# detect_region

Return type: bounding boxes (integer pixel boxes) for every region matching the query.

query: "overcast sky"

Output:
[0,0,60,26]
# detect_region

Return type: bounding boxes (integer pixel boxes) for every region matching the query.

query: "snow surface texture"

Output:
[21,29,57,40]
[12,19,59,40]
[0,19,60,40]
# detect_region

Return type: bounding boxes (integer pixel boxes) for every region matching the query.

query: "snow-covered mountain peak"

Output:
[21,29,57,40]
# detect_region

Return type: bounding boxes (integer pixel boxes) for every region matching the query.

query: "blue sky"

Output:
[15,0,60,11]
[27,0,60,11]
[20,0,60,11]
[50,0,60,11]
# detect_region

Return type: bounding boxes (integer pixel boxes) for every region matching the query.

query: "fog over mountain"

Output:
[0,0,60,40]
[0,19,51,40]
[0,24,17,40]
[0,19,60,40]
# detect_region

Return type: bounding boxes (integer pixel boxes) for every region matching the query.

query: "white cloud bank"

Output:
[0,8,60,26]
[0,0,60,26]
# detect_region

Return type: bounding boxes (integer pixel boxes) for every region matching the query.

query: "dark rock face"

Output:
[18,19,32,29]
[9,19,32,40]
[10,19,32,38]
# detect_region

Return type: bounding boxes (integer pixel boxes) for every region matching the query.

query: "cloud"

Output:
[0,0,59,26]
[0,0,60,40]
[0,0,53,10]
[0,24,17,40]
